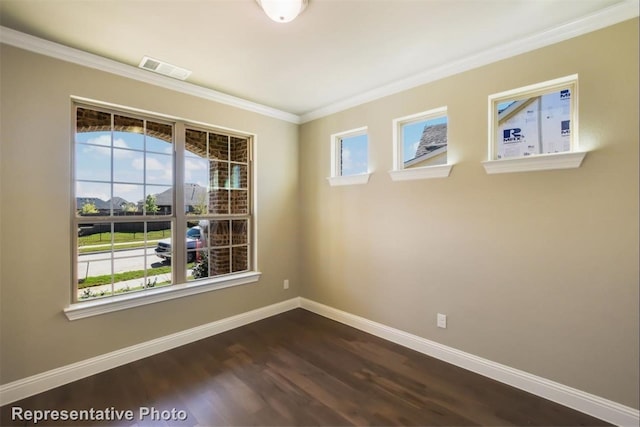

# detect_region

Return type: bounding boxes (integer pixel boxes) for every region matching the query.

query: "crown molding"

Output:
[299,0,639,123]
[1,0,638,126]
[0,26,301,124]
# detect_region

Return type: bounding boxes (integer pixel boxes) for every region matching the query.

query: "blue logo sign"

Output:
[503,128,522,143]
[560,89,571,100]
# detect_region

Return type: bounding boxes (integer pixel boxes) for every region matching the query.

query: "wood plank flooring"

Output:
[1,309,609,426]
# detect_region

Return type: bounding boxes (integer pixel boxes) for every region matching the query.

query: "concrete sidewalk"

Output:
[77,271,174,300]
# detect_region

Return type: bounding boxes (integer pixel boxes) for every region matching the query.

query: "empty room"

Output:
[0,0,638,426]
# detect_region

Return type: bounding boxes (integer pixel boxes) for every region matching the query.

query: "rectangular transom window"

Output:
[73,103,255,304]
[328,127,371,186]
[393,107,448,170]
[333,128,368,177]
[488,75,578,160]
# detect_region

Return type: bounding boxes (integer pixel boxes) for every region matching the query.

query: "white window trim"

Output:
[328,126,371,186]
[64,272,262,320]
[69,98,260,318]
[327,173,371,186]
[390,106,453,181]
[485,74,584,174]
[482,151,586,174]
[389,163,453,181]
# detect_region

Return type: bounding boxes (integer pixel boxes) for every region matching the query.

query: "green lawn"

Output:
[78,230,171,247]
[79,281,172,300]
[78,262,195,288]
[78,266,172,288]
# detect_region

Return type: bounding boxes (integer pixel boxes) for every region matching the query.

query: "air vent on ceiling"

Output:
[139,56,192,81]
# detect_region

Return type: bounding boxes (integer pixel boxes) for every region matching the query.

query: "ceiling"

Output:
[0,0,635,120]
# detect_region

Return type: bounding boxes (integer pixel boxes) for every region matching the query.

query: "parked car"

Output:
[155,226,203,263]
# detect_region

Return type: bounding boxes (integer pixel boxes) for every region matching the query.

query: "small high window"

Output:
[484,74,585,174]
[390,107,453,181]
[328,127,371,186]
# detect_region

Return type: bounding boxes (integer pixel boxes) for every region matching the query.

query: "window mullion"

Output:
[174,121,187,284]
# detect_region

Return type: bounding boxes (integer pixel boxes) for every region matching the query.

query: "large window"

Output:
[73,103,255,304]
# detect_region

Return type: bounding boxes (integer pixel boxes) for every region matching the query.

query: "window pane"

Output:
[184,130,210,216]
[232,219,248,245]
[185,157,209,193]
[113,149,144,184]
[77,221,172,300]
[76,182,111,216]
[232,246,249,273]
[145,153,172,185]
[230,164,247,189]
[210,161,229,189]
[154,222,174,264]
[230,190,248,214]
[185,222,205,264]
[114,114,144,151]
[187,220,208,281]
[403,116,448,169]
[210,220,230,247]
[209,133,229,160]
[113,184,144,214]
[496,89,571,159]
[230,137,248,163]
[210,189,229,214]
[185,183,209,215]
[146,121,173,153]
[77,107,110,132]
[186,129,207,158]
[146,185,172,215]
[209,248,231,277]
[340,134,368,176]
[75,143,111,182]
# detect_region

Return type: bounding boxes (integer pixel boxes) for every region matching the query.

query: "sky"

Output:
[340,134,368,176]
[75,131,209,205]
[77,116,448,203]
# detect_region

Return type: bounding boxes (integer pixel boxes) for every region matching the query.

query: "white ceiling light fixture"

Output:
[256,0,308,23]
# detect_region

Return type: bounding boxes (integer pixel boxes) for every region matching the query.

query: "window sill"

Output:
[327,173,371,187]
[482,151,586,174]
[389,164,453,181]
[64,271,262,321]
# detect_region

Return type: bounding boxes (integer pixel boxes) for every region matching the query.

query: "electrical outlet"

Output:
[283,279,289,290]
[437,313,447,329]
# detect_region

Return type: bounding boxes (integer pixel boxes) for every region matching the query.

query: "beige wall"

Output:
[0,45,300,383]
[1,18,638,411]
[299,19,639,408]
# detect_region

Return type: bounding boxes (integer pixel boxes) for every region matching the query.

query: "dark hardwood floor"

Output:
[1,309,609,426]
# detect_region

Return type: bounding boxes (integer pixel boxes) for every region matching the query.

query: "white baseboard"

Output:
[300,298,640,427]
[0,298,300,406]
[3,296,638,427]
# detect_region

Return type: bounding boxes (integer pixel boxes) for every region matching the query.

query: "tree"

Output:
[80,201,99,215]
[121,202,138,214]
[191,193,208,215]
[145,194,159,215]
